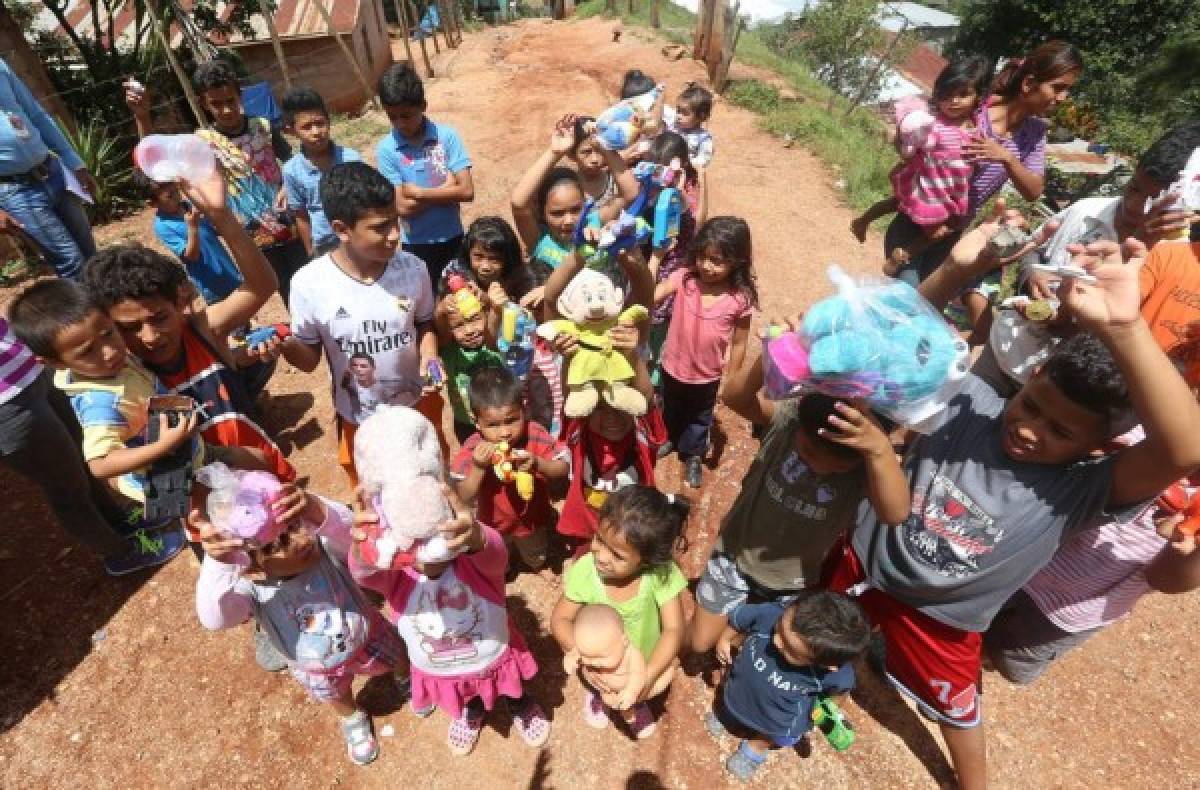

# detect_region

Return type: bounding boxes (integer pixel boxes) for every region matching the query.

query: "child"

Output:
[568,115,627,218]
[552,486,688,738]
[655,217,757,488]
[285,162,441,486]
[439,299,505,443]
[662,82,715,168]
[621,69,657,100]
[707,592,870,780]
[827,226,1200,789]
[350,493,552,756]
[375,63,474,285]
[136,171,244,306]
[281,86,363,258]
[449,367,569,576]
[851,56,993,274]
[437,216,534,307]
[194,483,404,765]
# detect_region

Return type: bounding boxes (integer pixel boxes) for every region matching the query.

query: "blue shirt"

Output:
[154,210,244,305]
[375,119,471,244]
[282,143,362,250]
[0,58,83,176]
[722,602,856,745]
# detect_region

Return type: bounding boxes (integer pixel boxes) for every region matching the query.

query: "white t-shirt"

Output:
[290,251,435,423]
[395,566,509,676]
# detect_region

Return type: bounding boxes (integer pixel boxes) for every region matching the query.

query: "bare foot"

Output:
[850,215,869,243]
[883,248,909,276]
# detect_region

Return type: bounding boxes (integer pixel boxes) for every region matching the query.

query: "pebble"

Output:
[70,732,82,743]
[91,628,108,645]
[380,724,395,737]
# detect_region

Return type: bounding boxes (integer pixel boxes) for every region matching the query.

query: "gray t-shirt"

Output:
[717,399,866,592]
[852,373,1114,632]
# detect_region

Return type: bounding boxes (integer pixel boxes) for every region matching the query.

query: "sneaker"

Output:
[103,525,185,576]
[725,740,768,781]
[396,674,435,718]
[447,707,485,756]
[656,440,674,460]
[511,699,551,748]
[684,456,704,489]
[341,710,380,765]
[628,702,657,739]
[582,689,609,729]
[254,626,288,672]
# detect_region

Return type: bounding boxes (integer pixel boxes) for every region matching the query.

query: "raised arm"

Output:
[511,117,577,251]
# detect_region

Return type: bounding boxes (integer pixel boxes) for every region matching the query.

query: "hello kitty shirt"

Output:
[351,525,537,717]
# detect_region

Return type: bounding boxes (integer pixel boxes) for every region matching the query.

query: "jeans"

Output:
[0,371,129,556]
[0,156,96,279]
[660,370,720,460]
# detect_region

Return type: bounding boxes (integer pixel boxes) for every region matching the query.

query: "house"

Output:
[873,35,947,104]
[877,1,959,54]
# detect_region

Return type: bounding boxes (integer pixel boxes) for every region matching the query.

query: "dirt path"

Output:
[2,17,1198,789]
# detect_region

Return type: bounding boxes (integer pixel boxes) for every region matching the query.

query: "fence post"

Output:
[261,7,292,89]
[144,0,207,128]
[712,0,742,93]
[392,0,416,67]
[436,0,456,48]
[313,0,382,111]
[405,0,436,76]
[650,0,660,28]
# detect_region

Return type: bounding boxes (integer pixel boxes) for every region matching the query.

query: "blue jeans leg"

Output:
[0,165,95,279]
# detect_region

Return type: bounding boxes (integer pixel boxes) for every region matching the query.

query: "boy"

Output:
[439,299,505,443]
[829,222,1200,789]
[284,161,441,487]
[137,171,243,305]
[706,591,870,780]
[450,367,569,577]
[281,86,362,258]
[127,58,308,302]
[375,63,474,285]
[687,342,909,654]
[662,82,715,168]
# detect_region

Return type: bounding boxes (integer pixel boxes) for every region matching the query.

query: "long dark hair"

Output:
[459,216,523,280]
[932,55,994,109]
[993,40,1083,100]
[535,166,585,223]
[690,217,759,307]
[647,131,698,185]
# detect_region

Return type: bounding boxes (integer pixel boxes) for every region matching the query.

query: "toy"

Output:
[425,358,445,388]
[446,274,482,320]
[134,134,216,183]
[762,265,969,427]
[490,440,535,501]
[572,158,686,266]
[1145,146,1200,242]
[498,303,536,379]
[194,462,287,547]
[987,222,1032,260]
[243,323,291,347]
[588,85,663,151]
[353,406,456,569]
[564,604,646,711]
[1155,481,1200,537]
[143,394,199,521]
[894,96,936,159]
[812,694,855,751]
[536,269,650,417]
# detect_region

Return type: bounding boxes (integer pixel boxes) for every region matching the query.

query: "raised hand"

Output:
[1057,238,1148,333]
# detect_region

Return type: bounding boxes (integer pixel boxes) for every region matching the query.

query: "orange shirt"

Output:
[1138,241,1200,359]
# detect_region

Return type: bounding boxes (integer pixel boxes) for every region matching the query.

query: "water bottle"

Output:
[134,134,216,183]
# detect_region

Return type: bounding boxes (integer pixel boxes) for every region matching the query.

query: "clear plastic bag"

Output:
[762,265,969,427]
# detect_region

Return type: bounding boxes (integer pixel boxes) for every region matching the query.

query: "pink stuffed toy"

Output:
[195,462,286,547]
[894,96,936,159]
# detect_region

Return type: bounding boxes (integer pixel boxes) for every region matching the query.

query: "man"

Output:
[0,58,97,279]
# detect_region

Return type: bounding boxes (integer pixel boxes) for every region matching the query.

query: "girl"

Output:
[850,55,993,274]
[572,116,623,213]
[194,484,404,766]
[349,493,551,757]
[436,216,533,340]
[552,485,689,739]
[655,217,757,489]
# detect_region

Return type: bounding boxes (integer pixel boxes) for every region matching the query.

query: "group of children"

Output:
[5,36,1200,790]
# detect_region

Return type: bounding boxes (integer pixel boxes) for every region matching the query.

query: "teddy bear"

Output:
[893,95,936,159]
[536,268,649,418]
[353,405,455,569]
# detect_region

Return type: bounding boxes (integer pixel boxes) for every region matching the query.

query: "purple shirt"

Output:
[967,99,1047,216]
[0,317,41,406]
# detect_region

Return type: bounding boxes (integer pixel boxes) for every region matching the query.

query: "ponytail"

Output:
[992,40,1083,100]
[599,486,691,570]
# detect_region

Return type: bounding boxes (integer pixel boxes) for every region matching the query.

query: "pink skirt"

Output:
[410,633,539,719]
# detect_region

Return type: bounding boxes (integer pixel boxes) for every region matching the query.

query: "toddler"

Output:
[450,367,569,577]
[439,295,505,443]
[662,82,715,168]
[707,592,870,781]
[552,486,688,739]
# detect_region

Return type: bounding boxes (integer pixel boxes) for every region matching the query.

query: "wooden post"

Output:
[627,0,634,14]
[313,0,381,111]
[693,0,715,61]
[712,0,742,93]
[605,0,615,14]
[261,7,292,89]
[436,0,455,49]
[449,0,464,46]
[650,0,660,28]
[145,0,207,128]
[425,2,441,54]
[406,0,435,76]
[392,0,416,66]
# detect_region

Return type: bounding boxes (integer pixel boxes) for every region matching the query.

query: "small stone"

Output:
[70,732,82,743]
[380,724,395,737]
[91,627,108,645]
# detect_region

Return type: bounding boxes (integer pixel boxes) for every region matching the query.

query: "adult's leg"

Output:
[0,181,88,279]
[48,162,97,261]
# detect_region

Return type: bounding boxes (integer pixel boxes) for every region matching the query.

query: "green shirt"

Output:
[440,343,504,425]
[563,553,687,660]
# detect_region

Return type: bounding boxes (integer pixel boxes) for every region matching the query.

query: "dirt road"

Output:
[2,17,1197,789]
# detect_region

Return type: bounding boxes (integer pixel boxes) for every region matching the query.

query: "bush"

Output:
[61,120,139,225]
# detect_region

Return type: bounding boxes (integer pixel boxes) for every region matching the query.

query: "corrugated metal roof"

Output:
[878,1,959,31]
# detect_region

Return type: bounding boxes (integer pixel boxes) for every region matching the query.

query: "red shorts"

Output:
[828,544,982,727]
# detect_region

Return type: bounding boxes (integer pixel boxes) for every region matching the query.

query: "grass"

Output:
[330,112,393,153]
[573,0,895,213]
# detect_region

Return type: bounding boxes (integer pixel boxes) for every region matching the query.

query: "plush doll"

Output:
[588,86,663,151]
[563,604,646,711]
[894,96,936,159]
[490,441,536,501]
[536,269,650,417]
[353,405,455,569]
[195,462,286,547]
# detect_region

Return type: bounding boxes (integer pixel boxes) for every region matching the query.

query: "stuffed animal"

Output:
[195,462,287,547]
[353,405,455,569]
[894,96,936,159]
[588,85,663,151]
[536,269,650,417]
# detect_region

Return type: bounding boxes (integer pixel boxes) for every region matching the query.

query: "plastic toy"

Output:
[894,96,935,159]
[812,694,855,751]
[425,358,445,388]
[572,158,686,266]
[498,303,536,379]
[536,268,650,417]
[564,604,646,711]
[353,406,456,569]
[134,134,216,183]
[588,85,663,151]
[446,274,482,320]
[195,462,286,547]
[762,266,969,427]
[490,441,535,501]
[1155,481,1200,537]
[143,394,199,521]
[243,323,291,347]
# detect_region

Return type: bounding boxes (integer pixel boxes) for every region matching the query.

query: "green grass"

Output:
[331,112,393,153]
[573,0,895,213]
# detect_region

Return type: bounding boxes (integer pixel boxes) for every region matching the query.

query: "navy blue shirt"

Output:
[722,602,856,745]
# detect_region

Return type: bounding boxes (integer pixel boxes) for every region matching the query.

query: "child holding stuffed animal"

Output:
[450,367,569,578]
[655,217,757,488]
[662,82,715,169]
[439,292,506,443]
[850,55,993,274]
[552,485,688,739]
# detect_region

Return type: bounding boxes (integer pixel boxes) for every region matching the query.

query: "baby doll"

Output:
[564,603,646,712]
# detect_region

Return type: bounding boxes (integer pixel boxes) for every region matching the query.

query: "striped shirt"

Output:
[967,98,1047,217]
[0,317,42,406]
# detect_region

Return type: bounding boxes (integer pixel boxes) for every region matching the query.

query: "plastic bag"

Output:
[194,462,285,546]
[762,265,968,427]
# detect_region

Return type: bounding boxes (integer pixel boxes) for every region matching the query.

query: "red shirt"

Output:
[450,421,567,537]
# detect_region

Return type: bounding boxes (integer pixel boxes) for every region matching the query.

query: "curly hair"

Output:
[598,485,689,572]
[1042,333,1132,432]
[82,244,188,308]
[690,216,759,308]
[320,162,396,226]
[191,59,239,94]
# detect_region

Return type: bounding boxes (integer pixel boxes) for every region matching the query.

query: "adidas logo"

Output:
[335,307,350,319]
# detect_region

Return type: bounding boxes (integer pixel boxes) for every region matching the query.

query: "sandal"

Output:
[511,699,552,748]
[725,740,768,782]
[447,708,485,756]
[582,689,609,729]
[395,674,435,718]
[627,702,657,740]
[340,710,380,766]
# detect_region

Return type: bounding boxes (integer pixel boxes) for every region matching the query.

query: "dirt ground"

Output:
[3,17,1198,789]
